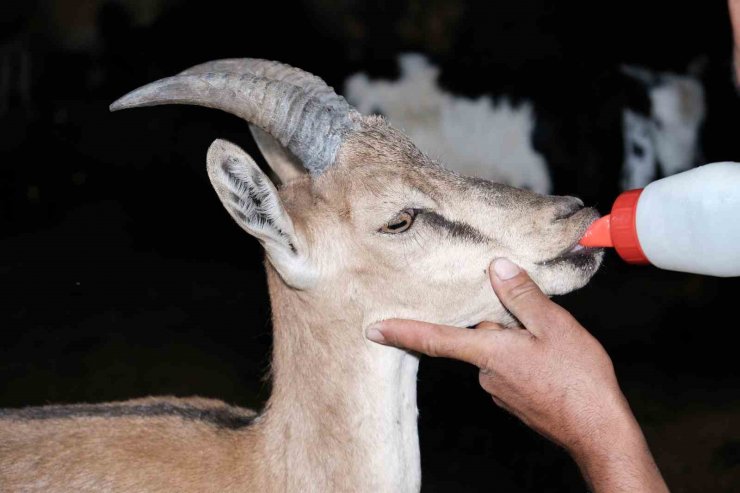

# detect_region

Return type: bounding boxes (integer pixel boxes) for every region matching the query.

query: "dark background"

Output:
[1,1,739,491]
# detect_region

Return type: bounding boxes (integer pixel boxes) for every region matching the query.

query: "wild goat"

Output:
[0,59,603,492]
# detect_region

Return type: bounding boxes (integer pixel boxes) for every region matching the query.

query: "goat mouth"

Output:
[537,213,603,267]
[537,226,604,267]
[537,245,603,268]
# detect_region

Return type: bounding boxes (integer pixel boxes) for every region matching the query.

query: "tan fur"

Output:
[1,401,257,492]
[0,114,603,492]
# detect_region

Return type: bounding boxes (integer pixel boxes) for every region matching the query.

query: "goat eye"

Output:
[380,209,417,234]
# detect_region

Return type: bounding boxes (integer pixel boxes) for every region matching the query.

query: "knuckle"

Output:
[422,340,442,358]
[421,329,449,358]
[477,351,498,374]
[478,369,495,392]
[504,279,541,305]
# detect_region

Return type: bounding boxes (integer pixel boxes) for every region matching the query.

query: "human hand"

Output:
[367,258,668,492]
[731,0,740,85]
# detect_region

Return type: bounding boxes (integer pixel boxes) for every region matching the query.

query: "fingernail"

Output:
[493,258,520,280]
[366,324,386,343]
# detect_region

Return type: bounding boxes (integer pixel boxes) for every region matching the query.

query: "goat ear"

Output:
[249,124,305,185]
[206,139,316,288]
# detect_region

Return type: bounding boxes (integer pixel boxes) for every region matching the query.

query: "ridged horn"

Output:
[110,70,358,174]
[178,59,336,182]
[179,58,336,101]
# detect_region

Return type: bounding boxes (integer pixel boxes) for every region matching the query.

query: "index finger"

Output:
[368,319,507,369]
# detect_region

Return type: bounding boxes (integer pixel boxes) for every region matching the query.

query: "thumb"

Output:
[367,319,502,368]
[489,258,572,337]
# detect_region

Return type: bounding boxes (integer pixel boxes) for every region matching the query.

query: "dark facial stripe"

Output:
[421,212,489,243]
[0,403,256,430]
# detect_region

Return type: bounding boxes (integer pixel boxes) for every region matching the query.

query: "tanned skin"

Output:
[368,258,669,493]
[731,0,740,85]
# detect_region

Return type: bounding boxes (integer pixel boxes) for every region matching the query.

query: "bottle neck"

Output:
[610,189,650,265]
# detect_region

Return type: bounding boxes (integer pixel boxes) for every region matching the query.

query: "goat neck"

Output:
[248,264,421,493]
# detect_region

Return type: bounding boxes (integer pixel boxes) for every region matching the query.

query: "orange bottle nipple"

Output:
[579,215,614,248]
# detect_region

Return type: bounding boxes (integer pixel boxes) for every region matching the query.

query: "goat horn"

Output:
[110,71,358,174]
[179,59,336,101]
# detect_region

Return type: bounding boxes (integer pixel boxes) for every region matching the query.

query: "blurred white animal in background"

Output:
[345,54,552,194]
[621,64,705,190]
[346,54,706,197]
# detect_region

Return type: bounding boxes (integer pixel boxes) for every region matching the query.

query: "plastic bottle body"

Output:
[635,162,740,277]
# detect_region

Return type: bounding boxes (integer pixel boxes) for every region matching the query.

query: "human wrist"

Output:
[570,407,645,473]
[566,391,638,460]
[568,397,667,492]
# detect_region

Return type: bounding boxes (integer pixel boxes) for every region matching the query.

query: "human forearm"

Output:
[570,401,668,493]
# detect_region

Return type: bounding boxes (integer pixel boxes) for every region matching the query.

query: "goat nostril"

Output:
[554,198,585,221]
